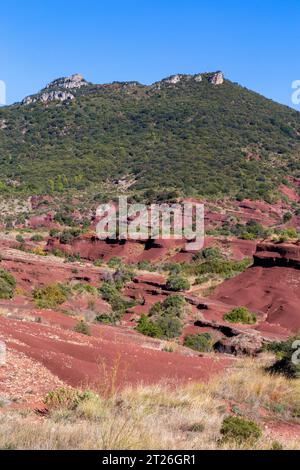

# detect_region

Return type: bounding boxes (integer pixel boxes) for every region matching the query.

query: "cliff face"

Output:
[254,242,300,269]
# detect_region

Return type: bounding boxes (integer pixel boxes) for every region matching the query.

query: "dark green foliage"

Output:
[166,275,190,292]
[30,234,44,242]
[136,314,163,338]
[161,262,182,274]
[220,416,262,444]
[0,269,16,299]
[74,320,91,336]
[1,76,300,200]
[154,315,182,339]
[99,281,134,321]
[136,260,156,271]
[149,295,186,319]
[33,283,69,308]
[141,295,186,339]
[185,258,251,278]
[184,333,214,352]
[223,307,257,325]
[59,228,81,245]
[193,246,222,262]
[49,228,59,237]
[283,212,293,223]
[266,335,300,378]
[16,234,25,244]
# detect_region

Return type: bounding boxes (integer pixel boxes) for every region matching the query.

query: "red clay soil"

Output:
[212,259,300,336]
[0,315,231,401]
[0,247,106,292]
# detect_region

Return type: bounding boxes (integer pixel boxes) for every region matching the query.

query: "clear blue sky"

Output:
[1,0,300,107]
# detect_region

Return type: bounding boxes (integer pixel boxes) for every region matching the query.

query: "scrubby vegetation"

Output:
[166,275,190,292]
[0,268,16,299]
[74,320,91,336]
[1,76,300,202]
[99,281,135,323]
[266,335,300,378]
[137,295,187,339]
[184,333,214,352]
[32,283,69,309]
[220,416,262,444]
[224,307,257,325]
[177,246,253,287]
[0,358,299,450]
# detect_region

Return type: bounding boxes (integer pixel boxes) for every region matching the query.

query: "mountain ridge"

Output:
[0,70,300,202]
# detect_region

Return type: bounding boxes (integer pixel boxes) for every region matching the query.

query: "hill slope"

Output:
[0,71,300,201]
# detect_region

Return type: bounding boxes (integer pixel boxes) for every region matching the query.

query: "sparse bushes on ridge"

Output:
[224,307,257,325]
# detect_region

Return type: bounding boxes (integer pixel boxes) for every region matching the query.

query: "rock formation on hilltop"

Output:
[45,73,88,90]
[208,71,224,85]
[22,73,88,105]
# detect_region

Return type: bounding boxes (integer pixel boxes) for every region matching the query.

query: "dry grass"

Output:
[0,357,299,450]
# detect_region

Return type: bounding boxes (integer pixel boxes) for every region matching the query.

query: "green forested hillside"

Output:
[0,72,300,201]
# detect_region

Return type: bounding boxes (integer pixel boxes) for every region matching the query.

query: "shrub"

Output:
[95,314,114,324]
[32,246,47,256]
[184,333,214,352]
[220,416,262,444]
[49,228,59,237]
[0,269,16,299]
[93,259,103,267]
[99,282,134,321]
[166,275,190,292]
[74,320,91,336]
[30,234,44,242]
[72,283,98,296]
[189,258,251,278]
[161,262,182,274]
[224,307,257,325]
[136,260,155,271]
[136,314,163,338]
[283,212,293,224]
[193,246,222,262]
[59,229,81,245]
[155,315,182,339]
[113,266,135,287]
[44,388,95,410]
[16,234,25,244]
[107,257,122,268]
[33,283,69,308]
[266,335,300,378]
